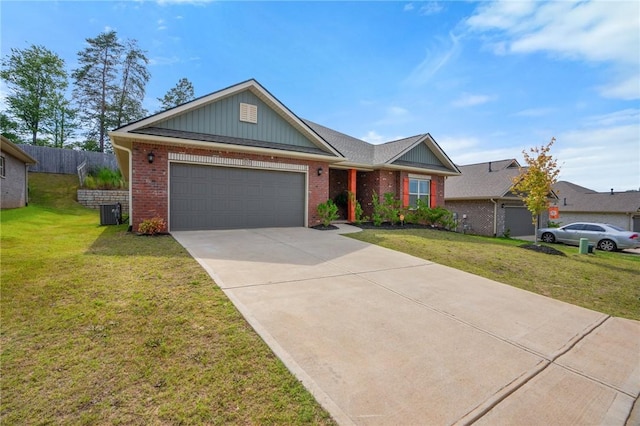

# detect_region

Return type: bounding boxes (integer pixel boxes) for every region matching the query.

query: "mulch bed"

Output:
[311,224,340,231]
[350,222,448,231]
[519,243,567,256]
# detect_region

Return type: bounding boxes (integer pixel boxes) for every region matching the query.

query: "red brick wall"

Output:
[355,170,401,217]
[329,169,348,219]
[130,142,331,230]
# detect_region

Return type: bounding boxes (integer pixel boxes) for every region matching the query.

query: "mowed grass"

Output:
[347,228,640,321]
[1,173,334,425]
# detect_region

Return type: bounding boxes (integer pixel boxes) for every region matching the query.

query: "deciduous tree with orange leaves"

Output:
[511,137,561,244]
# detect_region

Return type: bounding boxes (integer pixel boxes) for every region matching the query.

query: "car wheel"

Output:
[541,232,556,243]
[598,239,617,252]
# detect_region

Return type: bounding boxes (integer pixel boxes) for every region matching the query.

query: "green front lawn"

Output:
[347,228,640,321]
[1,173,334,425]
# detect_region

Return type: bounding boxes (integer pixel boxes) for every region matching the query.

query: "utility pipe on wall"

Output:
[113,144,133,231]
[490,198,498,237]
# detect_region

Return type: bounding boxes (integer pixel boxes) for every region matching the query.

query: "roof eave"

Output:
[0,136,37,164]
[108,131,344,164]
[379,163,461,176]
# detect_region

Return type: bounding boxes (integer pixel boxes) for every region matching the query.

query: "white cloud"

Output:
[404,3,414,12]
[156,0,213,5]
[465,0,640,100]
[148,56,181,66]
[404,32,461,86]
[451,93,495,108]
[513,107,555,117]
[556,121,640,191]
[361,131,387,144]
[388,106,408,116]
[466,0,536,31]
[419,2,443,16]
[157,19,167,31]
[598,74,640,101]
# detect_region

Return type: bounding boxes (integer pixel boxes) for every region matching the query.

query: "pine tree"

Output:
[72,30,123,152]
[113,39,150,128]
[157,77,195,111]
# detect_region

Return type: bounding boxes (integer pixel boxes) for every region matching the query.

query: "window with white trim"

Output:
[0,155,5,178]
[409,177,430,207]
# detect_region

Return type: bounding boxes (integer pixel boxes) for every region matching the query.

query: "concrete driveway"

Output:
[172,226,639,425]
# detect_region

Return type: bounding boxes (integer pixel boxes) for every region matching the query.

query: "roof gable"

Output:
[392,140,445,168]
[445,159,523,199]
[114,79,341,158]
[151,89,319,151]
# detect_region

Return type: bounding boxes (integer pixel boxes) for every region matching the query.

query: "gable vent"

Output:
[239,103,258,123]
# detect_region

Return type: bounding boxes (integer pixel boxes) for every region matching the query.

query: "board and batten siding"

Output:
[155,90,317,150]
[396,143,444,167]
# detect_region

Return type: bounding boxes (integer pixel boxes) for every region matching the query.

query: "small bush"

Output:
[372,192,402,226]
[406,200,455,229]
[371,193,383,226]
[317,200,339,227]
[348,191,367,225]
[138,217,166,235]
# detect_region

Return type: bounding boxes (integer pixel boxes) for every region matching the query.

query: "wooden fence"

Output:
[19,145,118,174]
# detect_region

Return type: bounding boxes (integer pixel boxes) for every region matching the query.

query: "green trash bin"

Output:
[579,238,589,254]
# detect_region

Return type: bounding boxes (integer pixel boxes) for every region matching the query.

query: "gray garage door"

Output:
[170,163,305,231]
[504,207,535,236]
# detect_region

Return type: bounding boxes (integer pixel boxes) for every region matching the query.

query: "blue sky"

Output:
[2,0,639,192]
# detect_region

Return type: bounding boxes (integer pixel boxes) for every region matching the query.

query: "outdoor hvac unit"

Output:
[100,203,122,226]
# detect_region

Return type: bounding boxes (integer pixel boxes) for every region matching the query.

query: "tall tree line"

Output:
[1,30,151,152]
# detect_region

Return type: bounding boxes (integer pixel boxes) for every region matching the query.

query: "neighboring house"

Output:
[109,79,460,232]
[553,181,640,231]
[444,159,552,237]
[0,136,37,209]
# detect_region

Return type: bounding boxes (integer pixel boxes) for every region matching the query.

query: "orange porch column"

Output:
[347,169,357,222]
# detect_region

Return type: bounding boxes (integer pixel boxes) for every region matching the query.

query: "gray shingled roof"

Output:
[373,135,425,164]
[445,159,523,199]
[302,119,374,164]
[554,181,640,213]
[304,119,446,170]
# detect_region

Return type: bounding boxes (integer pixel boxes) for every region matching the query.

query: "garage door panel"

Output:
[505,207,535,236]
[170,163,305,231]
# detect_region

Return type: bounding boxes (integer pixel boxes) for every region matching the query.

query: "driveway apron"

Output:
[172,226,640,426]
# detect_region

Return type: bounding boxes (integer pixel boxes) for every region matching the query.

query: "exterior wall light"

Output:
[147,151,155,164]
[317,167,323,176]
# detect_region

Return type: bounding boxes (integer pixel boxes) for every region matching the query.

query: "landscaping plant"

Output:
[137,216,167,235]
[348,191,367,224]
[83,167,127,190]
[316,199,339,227]
[511,137,560,244]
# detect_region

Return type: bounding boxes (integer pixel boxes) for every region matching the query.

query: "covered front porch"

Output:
[328,167,441,221]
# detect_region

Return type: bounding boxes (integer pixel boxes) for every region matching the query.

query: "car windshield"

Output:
[606,224,625,232]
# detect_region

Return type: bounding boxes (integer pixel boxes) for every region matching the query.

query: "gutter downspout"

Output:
[114,144,133,232]
[490,198,498,237]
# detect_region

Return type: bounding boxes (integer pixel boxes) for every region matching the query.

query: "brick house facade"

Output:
[110,80,460,232]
